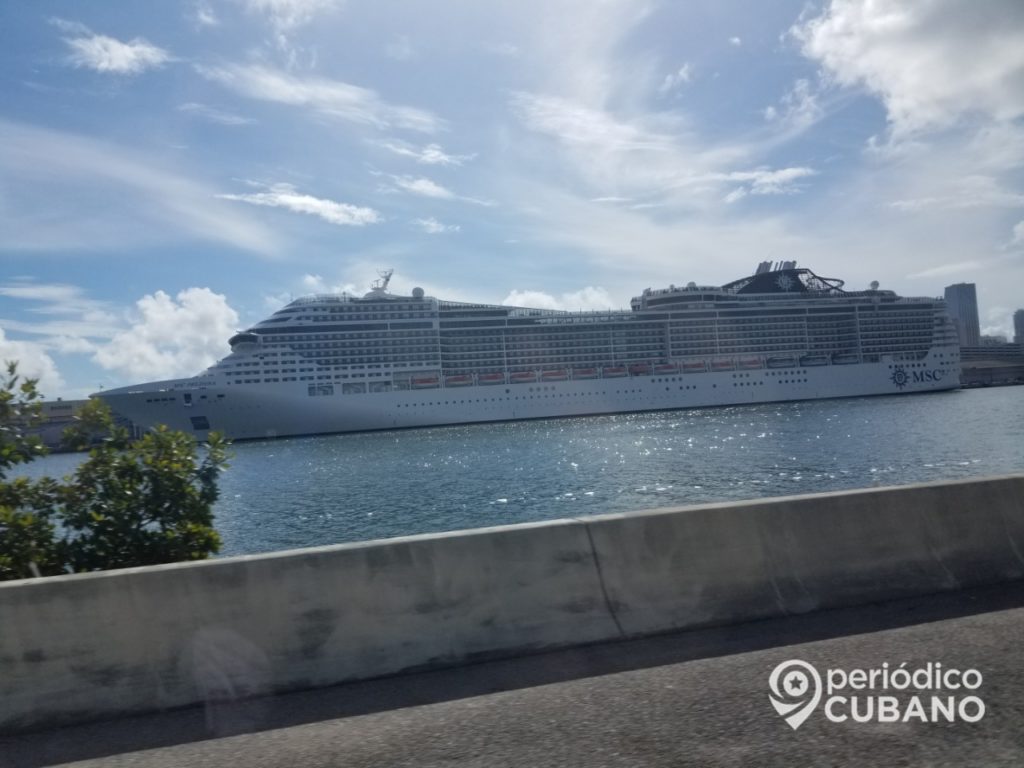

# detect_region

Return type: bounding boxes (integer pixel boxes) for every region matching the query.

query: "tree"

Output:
[0,363,229,581]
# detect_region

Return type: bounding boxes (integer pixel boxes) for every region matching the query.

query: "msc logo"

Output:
[891,366,944,389]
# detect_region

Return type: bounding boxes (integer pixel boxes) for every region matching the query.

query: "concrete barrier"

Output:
[2,475,1023,733]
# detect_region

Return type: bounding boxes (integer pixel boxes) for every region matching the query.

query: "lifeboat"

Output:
[800,354,830,366]
[510,371,537,384]
[411,375,440,389]
[628,363,652,376]
[572,367,599,379]
[602,366,628,378]
[541,370,569,381]
[445,374,474,387]
[832,353,859,365]
[682,360,706,373]
[710,359,735,372]
[655,363,679,374]
[478,372,506,385]
[766,356,797,369]
[738,357,763,369]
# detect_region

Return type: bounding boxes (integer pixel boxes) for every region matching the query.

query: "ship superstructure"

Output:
[98,263,961,440]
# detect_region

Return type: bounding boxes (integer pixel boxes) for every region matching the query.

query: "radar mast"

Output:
[372,269,394,293]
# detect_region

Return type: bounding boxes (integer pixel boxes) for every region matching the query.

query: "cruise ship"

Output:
[97,263,961,441]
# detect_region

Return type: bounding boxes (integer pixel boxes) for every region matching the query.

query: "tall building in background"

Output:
[944,283,980,347]
[1014,309,1024,347]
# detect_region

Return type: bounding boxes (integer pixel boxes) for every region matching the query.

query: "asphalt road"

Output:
[5,582,1024,768]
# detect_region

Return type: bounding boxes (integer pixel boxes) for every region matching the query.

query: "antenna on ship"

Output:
[373,268,394,293]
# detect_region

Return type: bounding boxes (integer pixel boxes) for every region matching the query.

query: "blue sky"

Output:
[1,0,1023,398]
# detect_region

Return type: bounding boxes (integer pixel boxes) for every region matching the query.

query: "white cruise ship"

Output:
[97,263,961,441]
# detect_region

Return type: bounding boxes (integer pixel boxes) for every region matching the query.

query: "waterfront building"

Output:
[943,283,980,347]
[1014,309,1024,347]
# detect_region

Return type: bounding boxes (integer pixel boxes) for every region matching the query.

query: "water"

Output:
[19,387,1024,557]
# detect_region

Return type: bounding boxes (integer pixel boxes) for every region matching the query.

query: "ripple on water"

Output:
[16,388,1024,555]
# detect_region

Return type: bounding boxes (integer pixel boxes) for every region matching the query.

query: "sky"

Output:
[1,0,1023,398]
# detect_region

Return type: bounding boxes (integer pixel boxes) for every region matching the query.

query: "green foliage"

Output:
[0,362,229,581]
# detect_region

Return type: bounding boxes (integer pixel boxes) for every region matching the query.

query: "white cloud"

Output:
[177,102,254,126]
[374,140,474,166]
[502,287,617,312]
[729,36,742,47]
[191,1,219,27]
[299,273,359,295]
[511,92,672,153]
[392,176,454,199]
[53,19,171,75]
[92,288,239,381]
[981,306,1016,340]
[1011,220,1024,245]
[198,64,443,133]
[0,281,119,338]
[0,329,65,395]
[413,217,460,234]
[510,91,773,210]
[0,119,278,254]
[889,175,1024,212]
[792,0,1024,136]
[218,183,381,226]
[725,166,817,197]
[658,64,693,96]
[763,78,824,132]
[721,166,819,203]
[234,0,341,34]
[905,260,986,279]
[382,174,492,206]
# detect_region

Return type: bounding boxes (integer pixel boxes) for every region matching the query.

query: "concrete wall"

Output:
[2,475,1023,733]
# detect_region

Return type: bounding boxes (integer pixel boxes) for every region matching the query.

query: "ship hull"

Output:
[100,351,960,441]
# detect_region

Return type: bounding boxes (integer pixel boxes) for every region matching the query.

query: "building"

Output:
[1015,309,1024,347]
[944,283,980,347]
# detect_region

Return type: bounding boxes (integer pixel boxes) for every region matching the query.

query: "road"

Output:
[5,581,1024,768]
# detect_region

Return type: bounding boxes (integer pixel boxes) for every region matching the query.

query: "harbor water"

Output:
[22,386,1024,557]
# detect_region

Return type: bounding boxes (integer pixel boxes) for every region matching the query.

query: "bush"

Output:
[0,363,228,581]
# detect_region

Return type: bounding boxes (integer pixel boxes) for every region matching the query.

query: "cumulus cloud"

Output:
[92,288,239,381]
[217,183,381,226]
[792,0,1024,135]
[52,19,171,75]
[413,217,460,234]
[729,36,742,47]
[0,329,65,395]
[198,64,443,133]
[1012,220,1024,245]
[502,287,617,311]
[374,140,474,166]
